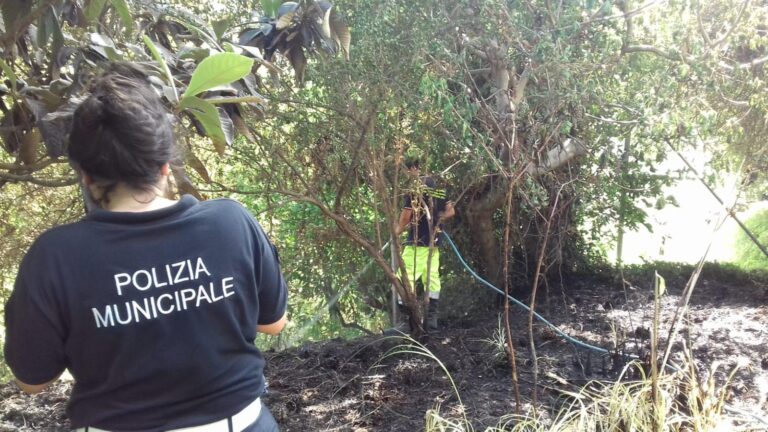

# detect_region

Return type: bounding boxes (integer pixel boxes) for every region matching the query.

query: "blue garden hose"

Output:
[442,232,612,355]
[443,232,768,426]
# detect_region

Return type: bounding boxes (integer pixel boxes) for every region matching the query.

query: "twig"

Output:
[502,158,522,415]
[527,182,567,412]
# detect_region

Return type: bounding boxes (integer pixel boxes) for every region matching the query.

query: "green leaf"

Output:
[37,5,56,48]
[183,52,254,98]
[261,0,281,18]
[110,0,134,37]
[143,35,178,103]
[179,96,227,154]
[187,151,212,183]
[212,19,229,41]
[85,0,107,24]
[0,59,17,91]
[560,120,573,135]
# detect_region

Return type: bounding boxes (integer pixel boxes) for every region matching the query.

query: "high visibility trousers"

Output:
[399,246,441,299]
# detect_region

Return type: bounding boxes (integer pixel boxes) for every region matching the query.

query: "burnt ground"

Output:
[2,275,768,431]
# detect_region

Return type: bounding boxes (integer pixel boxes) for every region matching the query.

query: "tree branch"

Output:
[334,108,376,212]
[0,158,66,171]
[0,171,78,187]
[511,63,531,108]
[621,44,686,61]
[696,4,712,46]
[708,0,750,48]
[722,54,768,70]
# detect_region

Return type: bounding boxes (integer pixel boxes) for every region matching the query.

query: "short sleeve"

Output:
[403,193,412,210]
[252,223,288,325]
[4,252,67,385]
[435,196,447,218]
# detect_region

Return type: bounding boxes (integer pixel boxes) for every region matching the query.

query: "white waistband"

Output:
[76,397,262,432]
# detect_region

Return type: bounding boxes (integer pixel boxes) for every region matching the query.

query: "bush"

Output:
[733,209,768,271]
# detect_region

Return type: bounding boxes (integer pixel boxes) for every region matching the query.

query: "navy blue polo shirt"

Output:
[404,176,448,247]
[4,196,288,431]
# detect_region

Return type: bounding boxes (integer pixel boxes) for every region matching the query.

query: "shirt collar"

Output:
[85,194,198,224]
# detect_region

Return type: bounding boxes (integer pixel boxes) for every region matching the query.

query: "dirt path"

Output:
[2,277,767,431]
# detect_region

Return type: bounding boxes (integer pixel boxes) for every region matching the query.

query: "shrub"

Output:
[733,209,768,271]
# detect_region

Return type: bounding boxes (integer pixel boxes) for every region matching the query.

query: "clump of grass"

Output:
[478,352,746,432]
[423,348,750,432]
[479,315,509,365]
[426,404,467,432]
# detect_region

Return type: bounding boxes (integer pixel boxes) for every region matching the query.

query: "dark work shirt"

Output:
[404,176,448,247]
[4,195,288,431]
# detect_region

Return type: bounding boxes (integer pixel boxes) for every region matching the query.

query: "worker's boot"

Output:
[427,298,439,331]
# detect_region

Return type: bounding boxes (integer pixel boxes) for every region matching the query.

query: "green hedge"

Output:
[733,209,768,271]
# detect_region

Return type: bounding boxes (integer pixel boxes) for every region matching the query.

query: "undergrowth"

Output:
[424,352,749,432]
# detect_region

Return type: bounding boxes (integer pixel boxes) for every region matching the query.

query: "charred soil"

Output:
[2,275,767,431]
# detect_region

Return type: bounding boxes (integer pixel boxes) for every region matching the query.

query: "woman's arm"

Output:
[257,311,288,336]
[15,373,62,395]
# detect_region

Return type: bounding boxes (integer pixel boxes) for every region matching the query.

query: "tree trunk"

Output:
[466,180,508,291]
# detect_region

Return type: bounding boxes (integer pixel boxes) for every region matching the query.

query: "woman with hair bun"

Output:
[4,63,287,432]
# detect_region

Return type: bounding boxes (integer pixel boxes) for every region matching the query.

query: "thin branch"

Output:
[726,54,768,70]
[622,44,687,62]
[576,0,664,31]
[334,108,376,212]
[717,90,750,107]
[511,63,531,108]
[270,97,365,128]
[696,4,712,46]
[0,171,78,187]
[585,113,641,124]
[206,96,268,105]
[0,158,67,171]
[708,0,750,48]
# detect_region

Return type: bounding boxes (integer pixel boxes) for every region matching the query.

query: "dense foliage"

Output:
[734,209,768,271]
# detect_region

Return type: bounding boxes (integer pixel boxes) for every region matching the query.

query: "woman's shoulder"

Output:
[198,197,251,215]
[197,197,263,226]
[21,220,90,264]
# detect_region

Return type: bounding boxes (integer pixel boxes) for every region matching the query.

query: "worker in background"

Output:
[395,158,455,330]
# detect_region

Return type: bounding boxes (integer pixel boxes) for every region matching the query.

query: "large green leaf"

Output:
[143,35,178,103]
[84,0,107,24]
[37,5,56,48]
[183,53,254,98]
[179,96,228,154]
[0,59,17,91]
[110,0,134,37]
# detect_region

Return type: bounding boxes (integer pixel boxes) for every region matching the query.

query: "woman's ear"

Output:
[160,162,170,176]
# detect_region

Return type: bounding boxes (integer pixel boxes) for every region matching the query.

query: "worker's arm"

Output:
[440,201,455,221]
[395,208,413,236]
[15,373,61,395]
[257,311,287,336]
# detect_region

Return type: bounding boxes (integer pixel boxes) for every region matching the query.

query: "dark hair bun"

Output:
[68,62,175,190]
